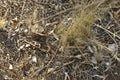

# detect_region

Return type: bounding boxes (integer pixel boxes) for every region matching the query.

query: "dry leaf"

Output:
[47,68,54,74]
[0,19,7,29]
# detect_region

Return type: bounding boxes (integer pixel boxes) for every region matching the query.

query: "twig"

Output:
[95,24,120,40]
[33,0,105,24]
[91,40,120,62]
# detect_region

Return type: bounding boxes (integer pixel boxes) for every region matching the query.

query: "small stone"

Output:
[25,44,30,47]
[24,29,28,33]
[32,56,37,63]
[9,64,13,70]
[108,44,117,52]
[105,62,110,66]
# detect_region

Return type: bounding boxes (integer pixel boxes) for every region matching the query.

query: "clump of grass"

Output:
[61,11,95,45]
[56,1,103,47]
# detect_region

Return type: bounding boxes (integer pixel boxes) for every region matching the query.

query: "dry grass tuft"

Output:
[56,1,104,47]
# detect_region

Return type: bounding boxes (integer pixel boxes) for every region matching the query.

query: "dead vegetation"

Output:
[0,0,120,80]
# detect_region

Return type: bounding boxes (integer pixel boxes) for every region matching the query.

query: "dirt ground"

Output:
[0,0,120,80]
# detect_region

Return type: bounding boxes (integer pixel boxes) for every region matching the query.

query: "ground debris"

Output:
[0,0,120,80]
